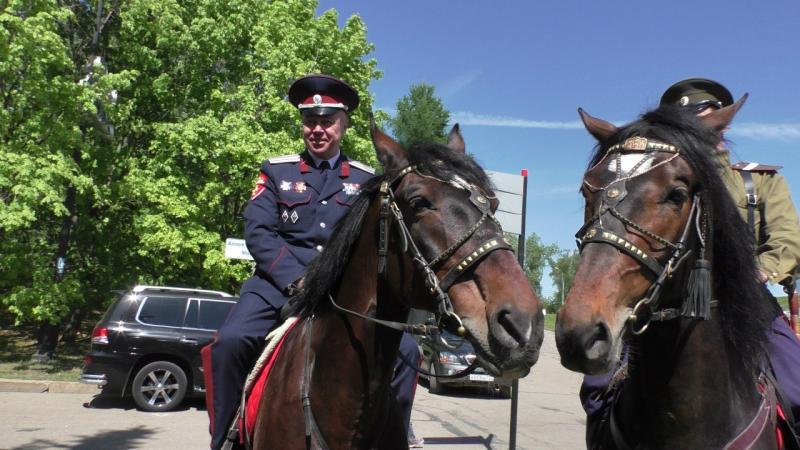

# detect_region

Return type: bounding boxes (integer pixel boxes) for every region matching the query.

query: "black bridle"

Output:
[574,137,707,334]
[330,164,514,337]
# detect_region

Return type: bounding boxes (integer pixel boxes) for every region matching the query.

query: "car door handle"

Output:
[180,338,198,344]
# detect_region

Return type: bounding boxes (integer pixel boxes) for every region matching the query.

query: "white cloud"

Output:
[451,111,584,130]
[451,111,800,140]
[440,71,482,98]
[729,122,800,140]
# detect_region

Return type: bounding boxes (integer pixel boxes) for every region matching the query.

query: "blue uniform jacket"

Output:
[241,150,375,308]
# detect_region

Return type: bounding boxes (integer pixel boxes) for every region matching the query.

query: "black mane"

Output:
[293,142,494,315]
[588,105,774,383]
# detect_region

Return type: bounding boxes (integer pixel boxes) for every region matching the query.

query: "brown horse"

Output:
[556,99,786,448]
[252,123,544,449]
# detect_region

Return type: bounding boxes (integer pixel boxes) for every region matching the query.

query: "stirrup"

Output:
[221,406,243,450]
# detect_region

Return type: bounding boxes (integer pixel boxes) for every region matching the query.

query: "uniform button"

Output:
[321,200,327,205]
[320,222,326,228]
[316,245,324,252]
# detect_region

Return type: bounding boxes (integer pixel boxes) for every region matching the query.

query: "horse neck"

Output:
[621,288,763,448]
[311,199,408,448]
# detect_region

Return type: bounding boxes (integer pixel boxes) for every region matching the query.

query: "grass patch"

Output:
[0,326,90,382]
[543,312,556,331]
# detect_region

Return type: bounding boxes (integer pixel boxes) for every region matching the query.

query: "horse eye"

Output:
[408,197,432,212]
[665,187,689,205]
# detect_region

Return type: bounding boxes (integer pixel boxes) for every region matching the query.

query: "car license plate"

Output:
[468,374,493,382]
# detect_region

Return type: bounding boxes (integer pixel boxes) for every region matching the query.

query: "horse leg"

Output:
[374,397,411,450]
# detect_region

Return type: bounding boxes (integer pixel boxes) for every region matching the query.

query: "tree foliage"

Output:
[547,250,580,313]
[0,0,381,328]
[389,83,450,148]
[504,232,558,296]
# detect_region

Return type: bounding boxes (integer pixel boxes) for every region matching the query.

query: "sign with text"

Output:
[224,238,253,261]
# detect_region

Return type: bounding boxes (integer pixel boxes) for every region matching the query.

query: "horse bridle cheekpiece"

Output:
[379,165,513,333]
[575,137,710,334]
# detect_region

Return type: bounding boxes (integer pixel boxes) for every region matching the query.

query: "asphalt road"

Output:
[1,330,586,450]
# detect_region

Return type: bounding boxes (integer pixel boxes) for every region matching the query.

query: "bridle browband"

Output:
[575,136,708,334]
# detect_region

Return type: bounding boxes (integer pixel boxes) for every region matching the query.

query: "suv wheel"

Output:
[428,361,444,395]
[131,361,187,412]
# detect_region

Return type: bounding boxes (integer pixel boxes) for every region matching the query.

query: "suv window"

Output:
[137,296,188,327]
[198,300,233,330]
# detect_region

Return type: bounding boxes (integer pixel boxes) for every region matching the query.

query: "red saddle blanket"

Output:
[243,318,301,440]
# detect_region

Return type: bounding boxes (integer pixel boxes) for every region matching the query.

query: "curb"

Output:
[0,378,99,394]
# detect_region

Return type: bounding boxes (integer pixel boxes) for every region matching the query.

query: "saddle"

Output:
[221,317,300,450]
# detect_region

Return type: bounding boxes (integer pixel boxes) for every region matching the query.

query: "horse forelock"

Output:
[587,105,773,384]
[405,142,495,194]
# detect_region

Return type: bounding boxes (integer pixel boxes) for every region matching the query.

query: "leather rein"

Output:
[574,137,706,334]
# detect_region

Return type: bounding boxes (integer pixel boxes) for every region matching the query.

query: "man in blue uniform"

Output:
[206,74,421,450]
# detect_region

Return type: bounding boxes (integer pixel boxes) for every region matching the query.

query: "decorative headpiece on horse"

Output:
[575,94,748,333]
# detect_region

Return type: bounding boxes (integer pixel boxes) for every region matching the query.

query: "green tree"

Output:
[0,0,381,355]
[504,232,558,296]
[547,250,580,313]
[389,83,450,147]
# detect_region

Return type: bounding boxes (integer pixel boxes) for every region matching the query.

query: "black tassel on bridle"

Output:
[681,199,712,320]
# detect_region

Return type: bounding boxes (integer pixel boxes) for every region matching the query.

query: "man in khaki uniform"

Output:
[660,78,800,289]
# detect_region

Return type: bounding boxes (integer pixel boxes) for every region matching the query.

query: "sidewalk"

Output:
[0,378,98,394]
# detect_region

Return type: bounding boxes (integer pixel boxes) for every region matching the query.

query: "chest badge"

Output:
[281,210,289,223]
[294,181,307,193]
[342,183,360,195]
[290,210,299,223]
[280,180,292,191]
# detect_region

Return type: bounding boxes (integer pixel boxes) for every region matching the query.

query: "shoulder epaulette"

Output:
[731,161,782,173]
[267,155,301,164]
[348,160,376,175]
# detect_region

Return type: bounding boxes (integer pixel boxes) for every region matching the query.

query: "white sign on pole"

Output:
[224,238,253,261]
[486,170,525,235]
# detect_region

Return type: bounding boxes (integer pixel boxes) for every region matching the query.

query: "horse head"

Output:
[370,121,544,378]
[555,98,749,375]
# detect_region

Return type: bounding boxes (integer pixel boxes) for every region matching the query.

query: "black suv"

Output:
[80,285,237,412]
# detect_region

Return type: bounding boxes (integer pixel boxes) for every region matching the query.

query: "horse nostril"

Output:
[496,306,531,348]
[585,321,611,360]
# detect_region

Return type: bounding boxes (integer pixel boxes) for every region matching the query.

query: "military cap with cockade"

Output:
[287,74,359,117]
[660,78,734,112]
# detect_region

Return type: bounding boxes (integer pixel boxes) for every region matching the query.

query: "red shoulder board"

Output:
[731,162,782,173]
[250,171,268,200]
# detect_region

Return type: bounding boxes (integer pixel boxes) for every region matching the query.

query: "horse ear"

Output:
[578,108,618,143]
[699,94,748,131]
[370,113,409,172]
[446,123,466,153]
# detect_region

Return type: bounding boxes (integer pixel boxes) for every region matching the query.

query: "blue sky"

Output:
[318,0,800,298]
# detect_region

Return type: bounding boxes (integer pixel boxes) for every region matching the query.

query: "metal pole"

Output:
[509,169,528,450]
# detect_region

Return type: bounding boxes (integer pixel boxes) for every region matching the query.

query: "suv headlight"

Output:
[438,351,462,365]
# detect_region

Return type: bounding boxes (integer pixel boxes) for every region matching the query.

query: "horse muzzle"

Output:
[555,315,616,375]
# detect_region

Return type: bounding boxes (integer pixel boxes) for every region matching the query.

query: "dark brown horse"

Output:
[252,123,544,449]
[556,99,786,449]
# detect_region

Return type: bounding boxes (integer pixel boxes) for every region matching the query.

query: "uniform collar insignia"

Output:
[342,183,360,195]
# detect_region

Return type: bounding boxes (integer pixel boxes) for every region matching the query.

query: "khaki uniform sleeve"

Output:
[755,173,800,285]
